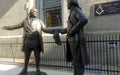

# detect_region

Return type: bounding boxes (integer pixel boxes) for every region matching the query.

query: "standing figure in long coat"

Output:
[61,0,90,75]
[2,8,45,75]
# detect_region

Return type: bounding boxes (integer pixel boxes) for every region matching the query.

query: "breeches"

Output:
[24,47,41,68]
[24,47,40,59]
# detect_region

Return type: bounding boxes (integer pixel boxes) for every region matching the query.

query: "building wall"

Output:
[78,0,120,65]
[0,0,26,36]
[78,0,120,33]
[0,0,26,59]
[0,0,120,65]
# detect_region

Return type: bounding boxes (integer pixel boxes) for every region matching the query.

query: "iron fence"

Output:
[0,34,120,75]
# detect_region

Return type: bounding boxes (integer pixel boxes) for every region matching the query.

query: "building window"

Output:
[45,8,62,27]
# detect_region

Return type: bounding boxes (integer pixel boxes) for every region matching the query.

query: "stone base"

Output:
[17,71,47,75]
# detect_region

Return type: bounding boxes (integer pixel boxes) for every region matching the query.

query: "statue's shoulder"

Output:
[24,17,29,22]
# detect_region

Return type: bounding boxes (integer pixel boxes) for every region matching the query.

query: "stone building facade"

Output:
[1,0,120,36]
[0,0,120,65]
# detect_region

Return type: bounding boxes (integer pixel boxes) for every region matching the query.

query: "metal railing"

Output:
[0,33,120,75]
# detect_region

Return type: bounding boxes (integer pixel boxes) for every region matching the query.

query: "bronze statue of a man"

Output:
[61,0,90,75]
[2,7,45,75]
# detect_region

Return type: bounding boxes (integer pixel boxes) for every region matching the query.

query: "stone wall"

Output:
[0,0,26,59]
[0,0,26,36]
[78,0,120,33]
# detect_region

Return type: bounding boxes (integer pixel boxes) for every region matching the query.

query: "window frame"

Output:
[44,7,63,29]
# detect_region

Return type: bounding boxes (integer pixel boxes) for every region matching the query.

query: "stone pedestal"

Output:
[17,71,47,75]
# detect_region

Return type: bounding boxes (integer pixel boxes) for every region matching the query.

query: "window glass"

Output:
[45,9,62,27]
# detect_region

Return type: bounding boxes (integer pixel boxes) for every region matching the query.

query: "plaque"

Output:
[94,1,120,16]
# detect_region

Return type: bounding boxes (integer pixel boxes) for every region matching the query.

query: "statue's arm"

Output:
[42,28,54,34]
[2,20,24,30]
[39,19,67,34]
[43,28,67,34]
[39,20,53,34]
[59,28,67,34]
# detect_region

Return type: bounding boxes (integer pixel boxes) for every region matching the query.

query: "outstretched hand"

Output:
[59,28,67,34]
[1,26,8,30]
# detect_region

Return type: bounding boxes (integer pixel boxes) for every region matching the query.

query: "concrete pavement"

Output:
[0,63,108,75]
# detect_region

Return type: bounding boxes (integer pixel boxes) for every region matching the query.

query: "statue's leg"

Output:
[34,48,41,74]
[74,65,85,75]
[19,49,32,74]
[24,49,32,68]
[68,42,76,65]
[34,48,40,70]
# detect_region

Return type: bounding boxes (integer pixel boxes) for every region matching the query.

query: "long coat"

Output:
[66,6,90,66]
[5,17,44,53]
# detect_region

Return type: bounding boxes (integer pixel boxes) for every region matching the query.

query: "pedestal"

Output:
[17,71,47,75]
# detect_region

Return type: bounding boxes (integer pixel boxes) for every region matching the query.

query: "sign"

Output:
[94,1,120,16]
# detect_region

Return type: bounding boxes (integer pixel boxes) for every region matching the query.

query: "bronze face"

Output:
[30,8,38,18]
[67,0,79,9]
[66,0,71,9]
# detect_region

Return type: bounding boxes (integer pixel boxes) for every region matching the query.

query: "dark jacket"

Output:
[5,17,44,53]
[64,6,90,66]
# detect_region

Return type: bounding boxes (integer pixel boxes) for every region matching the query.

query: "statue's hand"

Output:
[59,28,67,34]
[2,26,9,30]
[69,31,74,37]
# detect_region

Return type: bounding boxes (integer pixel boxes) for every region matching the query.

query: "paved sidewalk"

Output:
[0,63,107,75]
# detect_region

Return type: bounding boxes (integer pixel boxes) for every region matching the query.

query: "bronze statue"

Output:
[2,7,45,75]
[61,0,90,75]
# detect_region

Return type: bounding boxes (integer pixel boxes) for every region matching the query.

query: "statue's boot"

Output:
[35,53,40,75]
[19,67,27,75]
[36,68,40,75]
